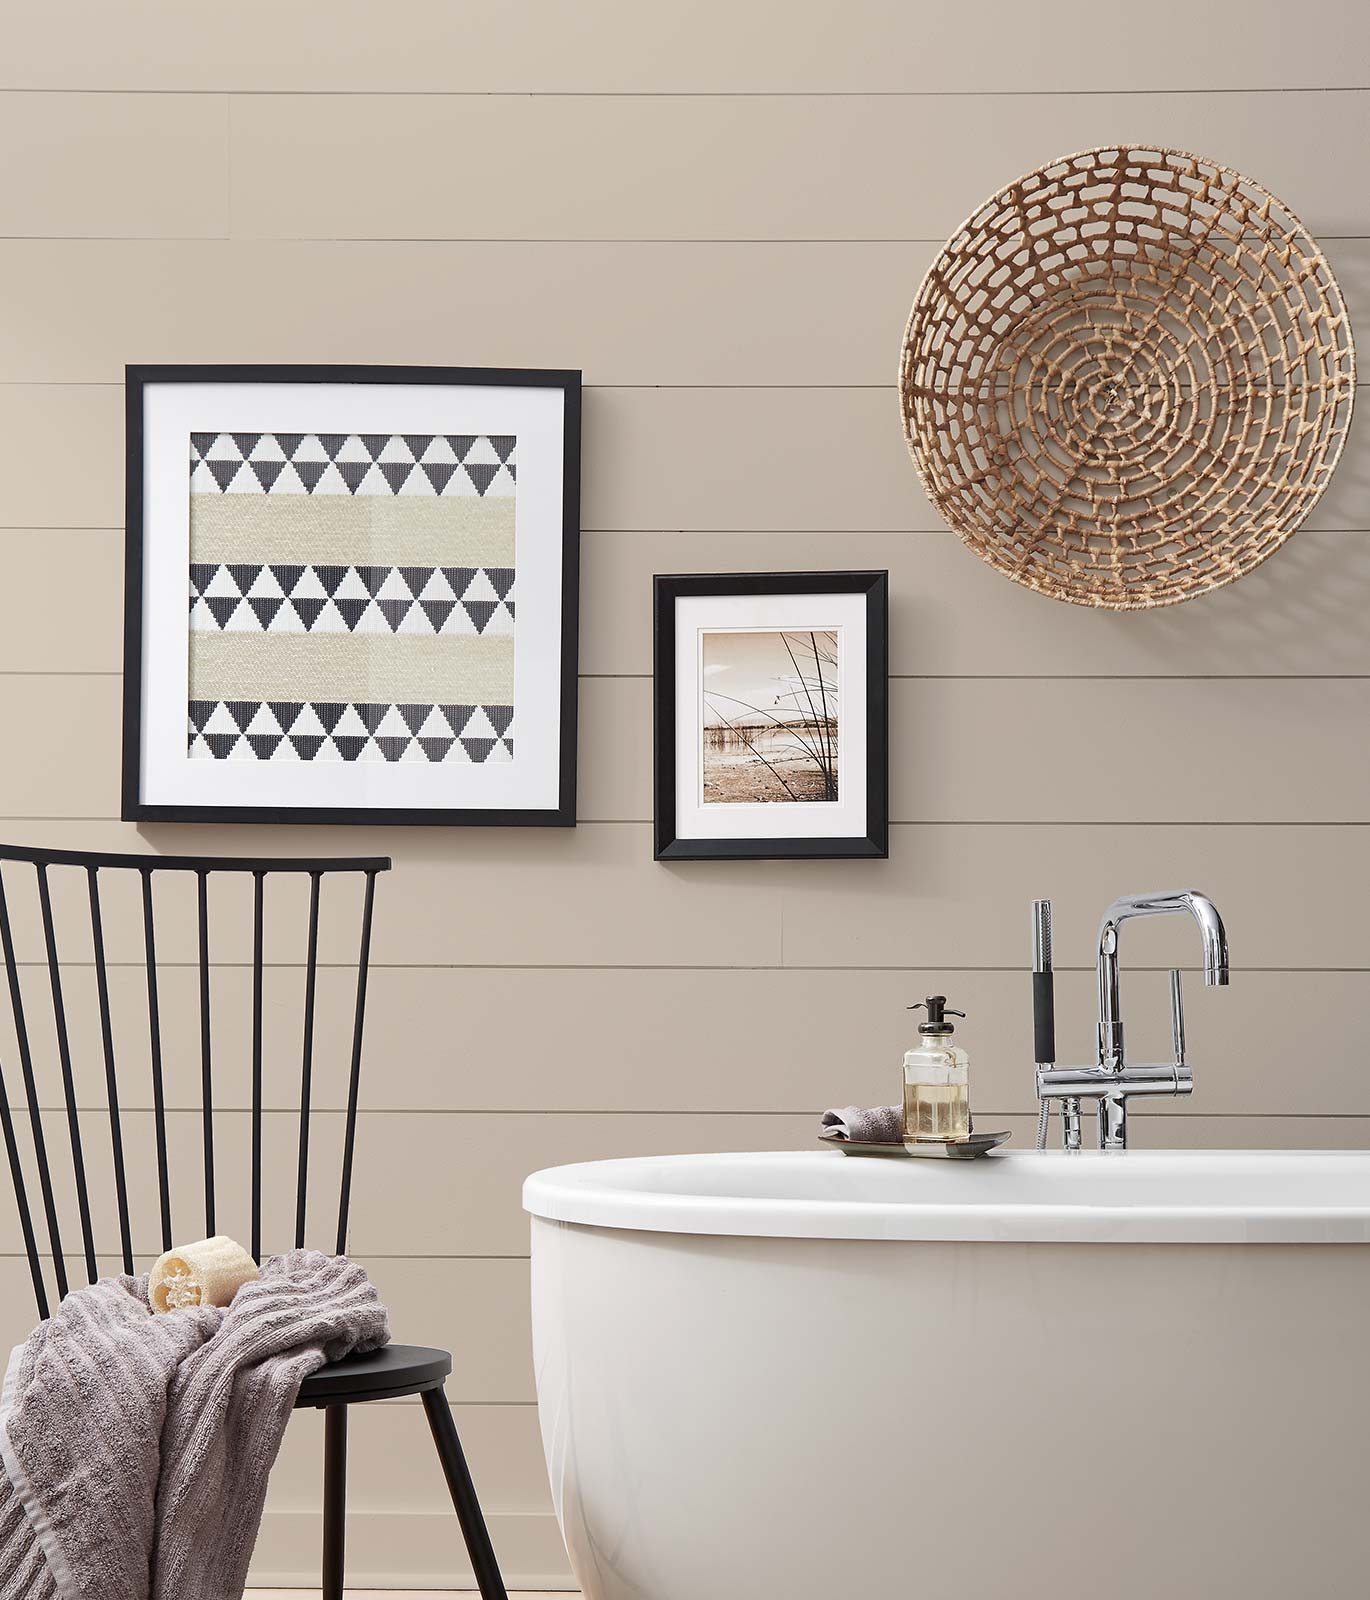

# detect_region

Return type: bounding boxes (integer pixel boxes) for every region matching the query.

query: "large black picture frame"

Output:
[654,570,889,860]
[123,363,581,827]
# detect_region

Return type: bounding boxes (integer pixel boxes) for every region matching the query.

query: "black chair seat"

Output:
[296,1342,452,1407]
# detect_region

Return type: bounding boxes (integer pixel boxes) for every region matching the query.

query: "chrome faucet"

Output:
[1033,891,1230,1150]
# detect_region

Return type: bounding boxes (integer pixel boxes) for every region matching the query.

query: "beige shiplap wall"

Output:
[1,1,1368,1587]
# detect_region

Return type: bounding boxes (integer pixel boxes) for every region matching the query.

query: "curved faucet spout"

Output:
[1097,891,1229,1070]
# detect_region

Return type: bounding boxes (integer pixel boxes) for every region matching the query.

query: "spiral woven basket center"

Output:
[900,146,1356,609]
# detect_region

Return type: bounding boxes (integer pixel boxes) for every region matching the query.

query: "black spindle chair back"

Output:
[0,842,509,1599]
[0,843,388,1320]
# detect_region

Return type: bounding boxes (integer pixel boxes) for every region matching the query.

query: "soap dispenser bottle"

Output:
[903,996,971,1143]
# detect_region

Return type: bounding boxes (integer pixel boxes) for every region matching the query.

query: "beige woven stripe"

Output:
[189,632,514,701]
[188,494,516,565]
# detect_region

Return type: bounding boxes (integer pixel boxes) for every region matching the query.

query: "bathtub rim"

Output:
[522,1148,1370,1245]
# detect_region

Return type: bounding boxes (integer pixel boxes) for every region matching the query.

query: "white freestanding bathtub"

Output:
[525,1149,1370,1600]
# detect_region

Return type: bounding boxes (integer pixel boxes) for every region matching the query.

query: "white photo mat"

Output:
[672,591,870,841]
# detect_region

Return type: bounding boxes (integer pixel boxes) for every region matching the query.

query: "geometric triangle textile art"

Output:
[186,700,516,762]
[189,432,517,498]
[188,563,516,635]
[187,429,517,762]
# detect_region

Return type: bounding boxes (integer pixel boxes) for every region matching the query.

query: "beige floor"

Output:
[249,1592,575,1597]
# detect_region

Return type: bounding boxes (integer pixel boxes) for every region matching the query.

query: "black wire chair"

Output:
[0,842,507,1600]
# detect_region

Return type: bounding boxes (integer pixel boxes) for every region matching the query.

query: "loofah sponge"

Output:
[149,1235,260,1313]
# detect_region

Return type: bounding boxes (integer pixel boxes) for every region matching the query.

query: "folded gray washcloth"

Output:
[820,1104,904,1144]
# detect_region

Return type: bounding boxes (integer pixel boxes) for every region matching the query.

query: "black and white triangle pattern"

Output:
[189,432,516,498]
[187,700,514,763]
[188,562,515,635]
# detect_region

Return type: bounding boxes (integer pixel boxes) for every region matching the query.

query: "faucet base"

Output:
[1098,1095,1128,1150]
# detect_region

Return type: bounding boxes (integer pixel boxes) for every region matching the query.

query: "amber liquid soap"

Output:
[903,1075,970,1142]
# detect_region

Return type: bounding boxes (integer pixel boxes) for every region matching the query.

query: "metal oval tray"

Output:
[819,1129,1011,1160]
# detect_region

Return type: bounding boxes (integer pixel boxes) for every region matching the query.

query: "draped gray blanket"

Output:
[0,1250,388,1600]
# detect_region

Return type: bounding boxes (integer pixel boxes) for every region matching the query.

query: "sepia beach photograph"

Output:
[701,628,839,804]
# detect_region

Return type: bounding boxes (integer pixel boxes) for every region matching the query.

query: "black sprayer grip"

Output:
[1033,970,1056,1065]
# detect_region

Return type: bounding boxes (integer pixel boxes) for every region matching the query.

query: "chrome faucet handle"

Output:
[1031,899,1055,1064]
[1169,969,1185,1065]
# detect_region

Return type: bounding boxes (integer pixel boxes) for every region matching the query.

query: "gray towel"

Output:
[820,1104,904,1143]
[0,1249,388,1600]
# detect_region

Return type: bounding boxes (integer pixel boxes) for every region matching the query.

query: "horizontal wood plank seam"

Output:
[8,819,1370,832]
[2,381,1370,392]
[16,1107,1367,1118]
[6,530,1370,540]
[1,86,1368,99]
[7,671,1370,682]
[2,963,1366,976]
[33,673,1370,683]
[4,531,1369,544]
[4,234,1370,244]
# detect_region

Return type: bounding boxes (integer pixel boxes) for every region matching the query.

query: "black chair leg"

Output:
[421,1385,509,1600]
[322,1404,347,1600]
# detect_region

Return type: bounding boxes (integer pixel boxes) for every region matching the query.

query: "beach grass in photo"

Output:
[701,628,839,804]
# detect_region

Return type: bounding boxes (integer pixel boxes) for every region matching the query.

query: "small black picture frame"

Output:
[123,363,580,827]
[654,571,888,860]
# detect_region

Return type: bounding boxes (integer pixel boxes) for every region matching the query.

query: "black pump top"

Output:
[907,995,965,1036]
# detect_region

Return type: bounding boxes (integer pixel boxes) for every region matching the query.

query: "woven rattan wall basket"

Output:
[899,146,1356,609]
